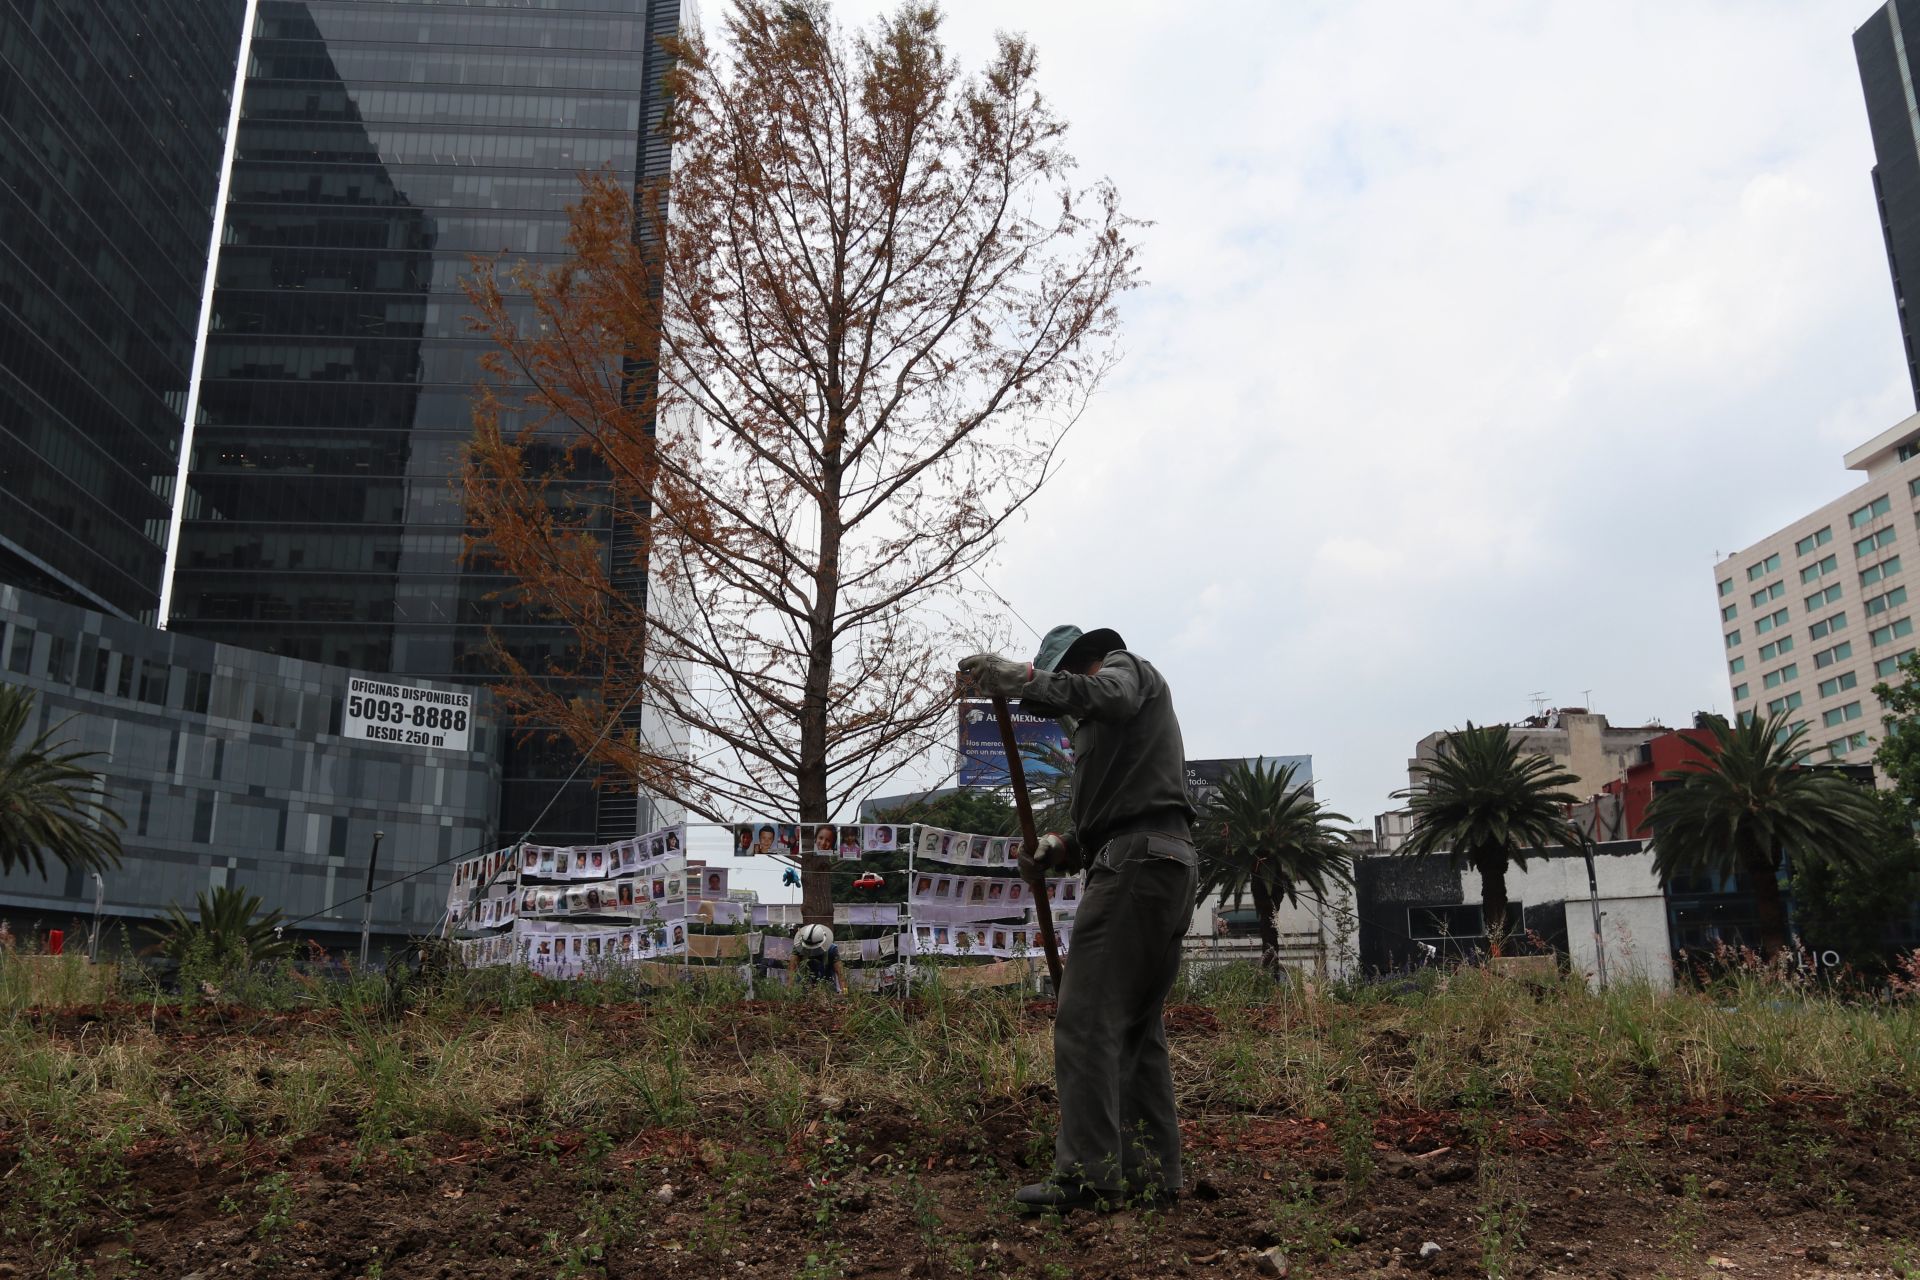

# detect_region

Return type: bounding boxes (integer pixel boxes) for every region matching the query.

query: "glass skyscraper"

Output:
[0,0,247,620]
[1857,1,1920,409]
[168,0,680,844]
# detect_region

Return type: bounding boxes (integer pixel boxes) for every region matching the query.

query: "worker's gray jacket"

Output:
[1022,651,1196,868]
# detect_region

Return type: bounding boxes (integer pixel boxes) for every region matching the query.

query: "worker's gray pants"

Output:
[1052,844,1196,1193]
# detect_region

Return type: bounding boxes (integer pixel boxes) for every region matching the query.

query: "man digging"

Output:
[960,625,1198,1214]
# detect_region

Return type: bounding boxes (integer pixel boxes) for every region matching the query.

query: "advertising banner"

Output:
[957,699,1072,786]
[343,675,473,753]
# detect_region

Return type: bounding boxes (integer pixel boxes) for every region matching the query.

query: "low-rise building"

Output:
[0,585,499,951]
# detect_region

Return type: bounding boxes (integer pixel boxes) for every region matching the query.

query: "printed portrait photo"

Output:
[538,849,555,874]
[755,824,777,855]
[969,880,986,903]
[523,848,537,869]
[865,824,893,851]
[811,824,837,855]
[934,927,950,946]
[1063,882,1077,902]
[939,832,954,860]
[934,878,951,898]
[915,876,932,896]
[590,849,605,871]
[652,878,666,899]
[666,828,681,852]
[650,836,665,859]
[971,836,990,861]
[992,931,1008,950]
[671,925,684,946]
[571,936,584,957]
[618,882,634,907]
[1008,882,1024,901]
[667,877,682,897]
[777,824,799,854]
[706,872,722,894]
[585,888,602,911]
[587,936,601,958]
[987,882,1005,902]
[554,852,570,875]
[735,825,755,855]
[839,831,861,859]
[919,828,942,860]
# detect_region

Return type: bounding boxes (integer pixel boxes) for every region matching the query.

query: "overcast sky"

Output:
[718,2,1913,902]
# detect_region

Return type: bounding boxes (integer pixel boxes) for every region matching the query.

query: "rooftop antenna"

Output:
[1528,691,1549,717]
[1581,689,1594,708]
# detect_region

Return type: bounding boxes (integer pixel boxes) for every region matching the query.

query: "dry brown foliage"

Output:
[463,1,1138,920]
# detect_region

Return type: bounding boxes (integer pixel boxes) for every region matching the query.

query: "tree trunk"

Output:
[1745,847,1791,961]
[1252,875,1279,973]
[1478,852,1510,959]
[798,381,849,928]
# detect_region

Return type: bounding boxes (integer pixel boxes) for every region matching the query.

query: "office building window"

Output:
[1813,640,1851,668]
[1766,691,1803,715]
[1746,552,1782,581]
[1763,663,1797,689]
[1755,608,1790,635]
[1722,604,1738,623]
[1856,527,1898,558]
[1809,612,1847,640]
[1725,629,1741,649]
[1861,555,1903,587]
[1719,577,1734,598]
[1729,656,1746,674]
[1795,527,1834,555]
[1822,701,1864,728]
[1759,637,1794,661]
[1875,649,1916,678]
[1870,617,1916,647]
[1850,496,1892,528]
[1804,584,1843,612]
[1867,586,1910,617]
[1801,554,1840,584]
[1816,671,1858,698]
[1753,581,1787,607]
[1732,682,1750,702]
[1828,730,1871,758]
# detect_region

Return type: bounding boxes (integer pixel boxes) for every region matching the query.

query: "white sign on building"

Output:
[342,675,473,753]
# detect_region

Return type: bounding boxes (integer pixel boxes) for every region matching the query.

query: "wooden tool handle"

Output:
[992,693,1063,993]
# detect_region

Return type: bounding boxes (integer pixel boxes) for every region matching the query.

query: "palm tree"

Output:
[144,884,296,970]
[1643,711,1883,960]
[0,684,123,878]
[1195,759,1354,972]
[1390,723,1581,957]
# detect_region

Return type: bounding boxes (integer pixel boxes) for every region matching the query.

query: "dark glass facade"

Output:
[0,0,246,620]
[0,584,501,944]
[169,0,679,844]
[1857,1,1920,409]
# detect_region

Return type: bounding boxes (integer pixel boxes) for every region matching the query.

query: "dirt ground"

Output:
[10,1000,1920,1280]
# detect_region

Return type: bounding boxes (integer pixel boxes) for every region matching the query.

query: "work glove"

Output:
[1019,832,1071,879]
[958,652,1031,697]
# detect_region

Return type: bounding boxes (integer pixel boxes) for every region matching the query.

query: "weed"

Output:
[1270,1176,1350,1260]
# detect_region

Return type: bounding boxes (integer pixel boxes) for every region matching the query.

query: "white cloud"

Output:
[813,0,1909,825]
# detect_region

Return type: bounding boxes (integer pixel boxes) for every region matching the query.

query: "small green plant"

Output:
[256,1171,296,1238]
[1270,1176,1349,1260]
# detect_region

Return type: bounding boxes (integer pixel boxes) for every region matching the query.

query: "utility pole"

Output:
[1582,837,1608,989]
[87,873,105,963]
[358,830,385,970]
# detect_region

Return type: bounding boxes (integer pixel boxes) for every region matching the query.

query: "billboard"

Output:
[343,675,473,753]
[957,699,1073,786]
[1184,755,1313,804]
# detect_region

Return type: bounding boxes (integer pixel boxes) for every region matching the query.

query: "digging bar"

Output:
[991,693,1064,994]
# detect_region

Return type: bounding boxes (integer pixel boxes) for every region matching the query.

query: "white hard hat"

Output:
[794,924,833,956]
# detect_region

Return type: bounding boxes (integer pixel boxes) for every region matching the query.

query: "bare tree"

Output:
[463,0,1138,922]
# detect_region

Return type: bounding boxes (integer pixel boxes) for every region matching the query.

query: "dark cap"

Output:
[1033,624,1126,674]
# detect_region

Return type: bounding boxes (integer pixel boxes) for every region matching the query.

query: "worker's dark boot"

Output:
[1013,1179,1121,1213]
